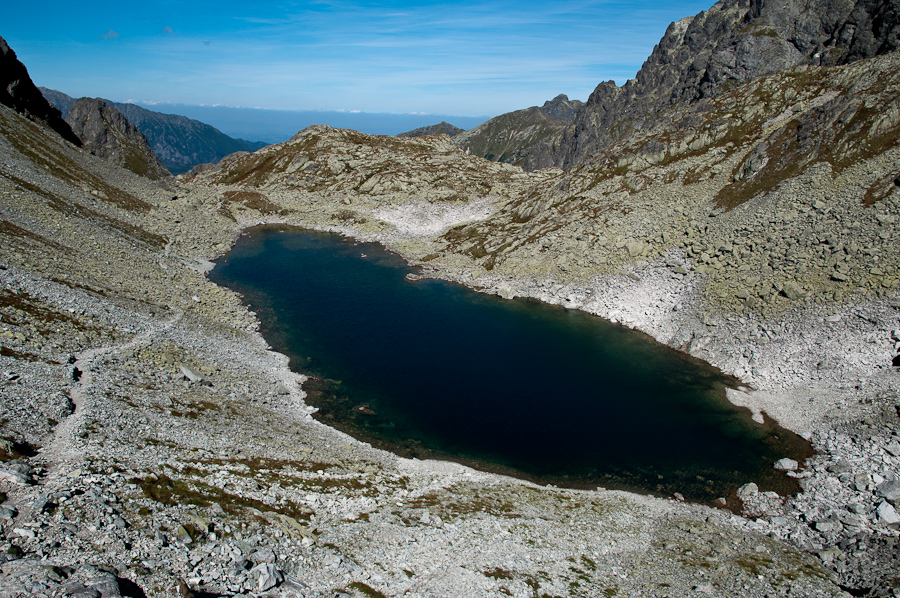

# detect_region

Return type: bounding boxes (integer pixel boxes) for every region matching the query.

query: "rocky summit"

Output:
[0,0,899,596]
[454,94,584,167]
[524,0,900,171]
[396,122,465,139]
[65,98,171,181]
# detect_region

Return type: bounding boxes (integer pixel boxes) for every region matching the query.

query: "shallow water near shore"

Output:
[210,226,811,504]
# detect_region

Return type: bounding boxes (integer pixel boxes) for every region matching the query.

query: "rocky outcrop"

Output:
[65,98,170,180]
[396,121,465,138]
[0,37,80,146]
[453,94,583,167]
[526,0,900,170]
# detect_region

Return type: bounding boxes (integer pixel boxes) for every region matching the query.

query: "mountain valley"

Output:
[1,0,900,595]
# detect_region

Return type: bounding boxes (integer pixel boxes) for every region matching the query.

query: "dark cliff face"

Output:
[65,98,170,180]
[0,37,81,146]
[525,0,900,171]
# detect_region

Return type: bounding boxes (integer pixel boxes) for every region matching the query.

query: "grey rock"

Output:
[737,482,759,500]
[173,524,193,545]
[815,519,843,534]
[85,573,122,598]
[250,547,276,564]
[828,459,853,474]
[876,480,900,503]
[876,501,900,524]
[178,364,203,384]
[0,469,30,485]
[250,562,282,592]
[32,495,50,513]
[774,458,799,471]
[885,441,900,457]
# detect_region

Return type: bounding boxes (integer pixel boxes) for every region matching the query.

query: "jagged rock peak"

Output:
[525,0,900,170]
[0,36,81,146]
[397,121,466,138]
[539,94,584,122]
[65,97,170,180]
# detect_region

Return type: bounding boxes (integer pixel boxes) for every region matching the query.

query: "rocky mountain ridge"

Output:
[525,0,900,170]
[0,36,80,147]
[396,121,465,138]
[41,88,268,174]
[452,94,583,167]
[65,98,171,180]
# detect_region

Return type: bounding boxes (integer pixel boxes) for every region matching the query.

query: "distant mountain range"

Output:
[40,88,267,174]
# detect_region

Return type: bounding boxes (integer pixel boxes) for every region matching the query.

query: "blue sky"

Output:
[5,0,713,118]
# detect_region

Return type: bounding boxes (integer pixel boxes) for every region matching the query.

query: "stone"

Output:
[250,563,282,592]
[250,547,276,564]
[173,524,193,545]
[179,364,203,384]
[0,505,17,518]
[781,281,805,300]
[877,501,900,524]
[876,480,900,504]
[827,460,852,474]
[0,469,30,485]
[737,482,758,501]
[64,584,101,598]
[32,495,50,513]
[885,441,900,457]
[773,458,798,471]
[815,519,842,534]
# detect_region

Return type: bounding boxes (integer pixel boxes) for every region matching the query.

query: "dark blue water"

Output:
[209,226,810,504]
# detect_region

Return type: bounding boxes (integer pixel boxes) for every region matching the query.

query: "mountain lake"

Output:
[209,226,812,505]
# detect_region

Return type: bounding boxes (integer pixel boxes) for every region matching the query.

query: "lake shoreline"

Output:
[211,225,814,507]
